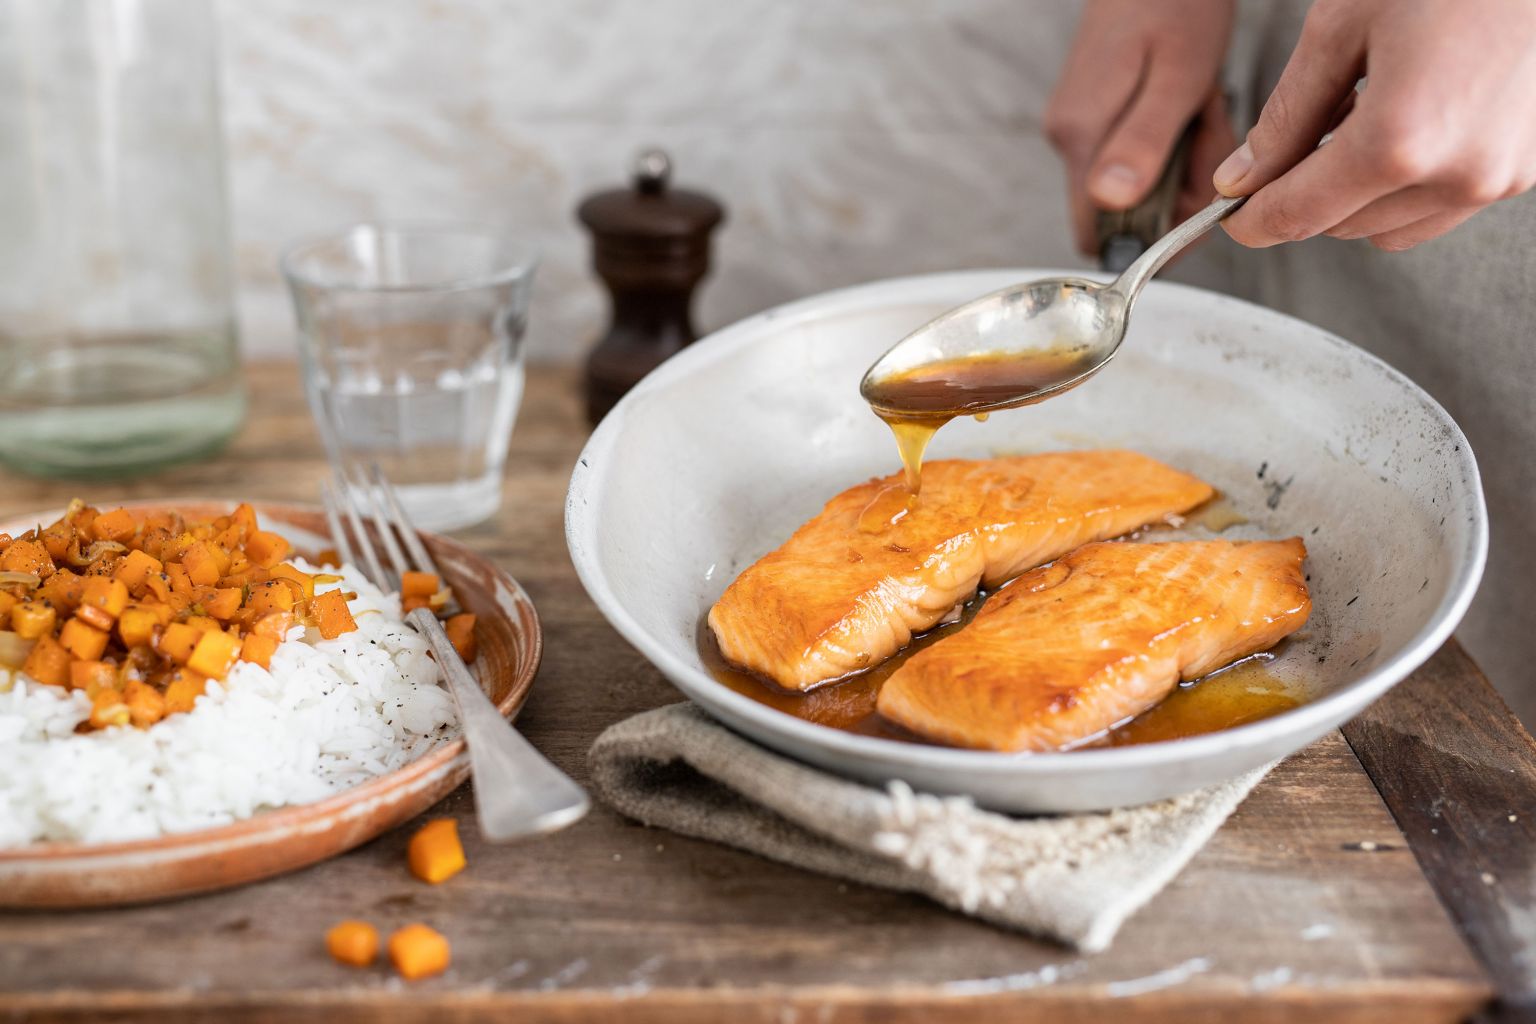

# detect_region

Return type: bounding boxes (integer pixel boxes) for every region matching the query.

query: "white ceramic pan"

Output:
[566,270,1487,812]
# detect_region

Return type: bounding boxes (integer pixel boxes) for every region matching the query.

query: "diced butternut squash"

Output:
[238,633,279,670]
[117,607,159,649]
[444,614,478,663]
[183,615,222,635]
[230,503,258,538]
[326,921,379,968]
[22,635,70,687]
[165,563,196,597]
[59,618,109,661]
[0,590,16,628]
[181,542,222,587]
[91,508,137,543]
[75,603,114,632]
[388,924,450,981]
[270,563,316,599]
[407,818,467,884]
[246,580,297,617]
[401,594,431,613]
[2,539,53,578]
[163,669,208,714]
[89,687,131,729]
[312,590,357,640]
[143,572,174,604]
[198,587,243,621]
[244,530,291,569]
[252,611,295,640]
[157,622,201,664]
[401,571,439,600]
[187,630,241,679]
[80,576,129,620]
[123,679,166,728]
[114,549,163,592]
[10,601,56,640]
[69,660,116,695]
[38,570,85,613]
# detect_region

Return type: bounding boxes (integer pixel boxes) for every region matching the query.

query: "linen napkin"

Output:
[589,702,1271,952]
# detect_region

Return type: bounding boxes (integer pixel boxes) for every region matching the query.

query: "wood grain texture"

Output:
[1342,642,1536,1023]
[0,362,1495,1022]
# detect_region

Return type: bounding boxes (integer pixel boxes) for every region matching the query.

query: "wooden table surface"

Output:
[2,361,1533,1024]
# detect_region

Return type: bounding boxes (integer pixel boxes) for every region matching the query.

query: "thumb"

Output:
[1214,5,1365,196]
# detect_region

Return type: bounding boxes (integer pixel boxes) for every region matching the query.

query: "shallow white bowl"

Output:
[566,270,1487,812]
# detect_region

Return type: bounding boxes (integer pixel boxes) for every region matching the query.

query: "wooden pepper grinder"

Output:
[578,148,726,424]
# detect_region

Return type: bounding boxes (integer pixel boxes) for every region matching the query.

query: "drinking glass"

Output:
[0,0,244,478]
[282,225,537,532]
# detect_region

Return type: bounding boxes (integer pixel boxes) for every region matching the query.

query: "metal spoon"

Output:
[860,194,1246,417]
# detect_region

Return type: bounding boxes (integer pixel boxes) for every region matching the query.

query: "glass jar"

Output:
[0,0,244,478]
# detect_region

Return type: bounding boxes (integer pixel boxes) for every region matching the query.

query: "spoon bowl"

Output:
[861,195,1244,419]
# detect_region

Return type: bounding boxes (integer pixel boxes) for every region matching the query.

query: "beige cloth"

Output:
[589,702,1270,953]
[1224,2,1536,725]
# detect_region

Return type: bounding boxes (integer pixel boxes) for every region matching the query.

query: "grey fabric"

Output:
[1226,2,1536,725]
[589,702,1270,953]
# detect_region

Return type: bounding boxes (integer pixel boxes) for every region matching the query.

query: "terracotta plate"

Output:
[0,500,541,908]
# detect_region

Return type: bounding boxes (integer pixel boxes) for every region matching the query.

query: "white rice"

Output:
[0,560,458,846]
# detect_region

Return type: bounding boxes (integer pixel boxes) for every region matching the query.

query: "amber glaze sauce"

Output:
[863,347,1098,494]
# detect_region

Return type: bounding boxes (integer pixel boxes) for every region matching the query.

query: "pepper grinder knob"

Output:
[633,148,671,194]
[577,148,726,424]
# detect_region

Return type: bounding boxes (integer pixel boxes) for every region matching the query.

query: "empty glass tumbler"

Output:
[0,0,244,478]
[283,225,537,532]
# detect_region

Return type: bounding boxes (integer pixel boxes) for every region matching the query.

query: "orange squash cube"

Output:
[246,580,297,617]
[114,549,163,593]
[10,600,56,640]
[407,818,467,884]
[187,629,241,679]
[444,614,478,663]
[91,508,137,543]
[183,615,222,635]
[238,633,279,669]
[230,503,259,538]
[0,539,53,579]
[123,679,166,728]
[199,587,243,621]
[69,660,116,695]
[22,635,70,688]
[165,563,197,597]
[89,687,131,729]
[326,920,380,968]
[245,530,291,569]
[163,669,208,714]
[181,542,222,587]
[117,607,160,649]
[270,563,315,599]
[0,590,16,628]
[388,924,450,981]
[59,617,109,661]
[157,622,201,664]
[80,576,129,620]
[252,610,295,640]
[401,571,439,599]
[311,590,357,640]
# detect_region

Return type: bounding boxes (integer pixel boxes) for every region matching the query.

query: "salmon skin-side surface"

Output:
[876,539,1312,752]
[707,451,1215,691]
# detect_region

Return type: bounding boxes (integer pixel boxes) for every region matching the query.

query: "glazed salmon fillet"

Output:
[708,451,1214,691]
[876,539,1311,752]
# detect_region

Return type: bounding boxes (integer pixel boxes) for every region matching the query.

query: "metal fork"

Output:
[321,465,589,841]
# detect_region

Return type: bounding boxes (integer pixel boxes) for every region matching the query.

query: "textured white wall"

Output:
[218,0,1237,362]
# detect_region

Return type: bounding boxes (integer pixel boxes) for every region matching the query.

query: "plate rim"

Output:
[565,268,1489,773]
[0,498,542,862]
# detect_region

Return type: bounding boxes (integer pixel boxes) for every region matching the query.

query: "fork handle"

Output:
[408,608,591,840]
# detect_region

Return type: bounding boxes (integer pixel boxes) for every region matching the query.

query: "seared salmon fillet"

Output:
[708,451,1214,690]
[876,539,1311,752]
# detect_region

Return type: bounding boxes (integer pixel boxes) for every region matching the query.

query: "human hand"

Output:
[1045,0,1237,255]
[1217,0,1536,251]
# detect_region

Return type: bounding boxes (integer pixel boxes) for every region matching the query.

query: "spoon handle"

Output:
[1105,194,1246,308]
